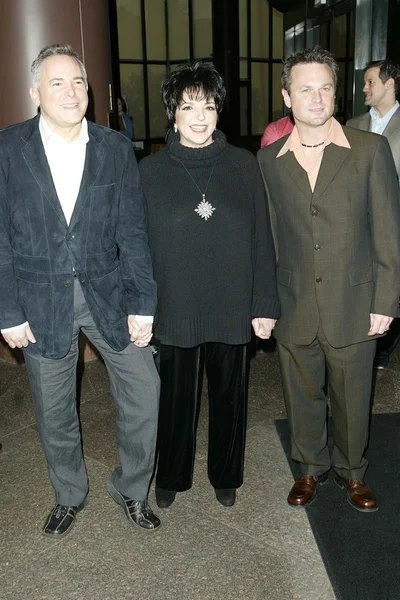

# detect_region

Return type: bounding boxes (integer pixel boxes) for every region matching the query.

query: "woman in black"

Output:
[139,61,279,508]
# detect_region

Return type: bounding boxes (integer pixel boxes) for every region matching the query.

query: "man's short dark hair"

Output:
[161,60,226,126]
[281,46,338,93]
[364,59,400,98]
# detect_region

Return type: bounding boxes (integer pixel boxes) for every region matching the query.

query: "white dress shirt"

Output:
[40,114,89,225]
[2,116,152,333]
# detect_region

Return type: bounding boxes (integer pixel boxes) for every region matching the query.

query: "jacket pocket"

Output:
[277,266,292,287]
[348,265,373,286]
[14,268,51,285]
[15,274,52,334]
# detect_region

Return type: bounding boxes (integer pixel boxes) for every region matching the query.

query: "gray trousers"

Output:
[24,279,160,506]
[277,325,376,479]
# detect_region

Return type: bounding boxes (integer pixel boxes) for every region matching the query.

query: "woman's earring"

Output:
[174,124,178,133]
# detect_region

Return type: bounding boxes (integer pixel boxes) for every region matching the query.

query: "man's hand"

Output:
[2,324,36,349]
[127,315,153,347]
[252,318,276,340]
[368,313,393,336]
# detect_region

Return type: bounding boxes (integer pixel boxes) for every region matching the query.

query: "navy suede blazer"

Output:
[0,115,157,358]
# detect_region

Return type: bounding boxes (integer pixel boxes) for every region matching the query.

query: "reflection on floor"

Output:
[1,342,399,600]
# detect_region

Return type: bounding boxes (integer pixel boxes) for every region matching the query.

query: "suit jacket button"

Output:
[64,281,71,287]
[311,209,318,216]
[316,277,322,283]
[314,244,321,250]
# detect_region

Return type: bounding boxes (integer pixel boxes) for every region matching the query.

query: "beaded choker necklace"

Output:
[300,140,325,148]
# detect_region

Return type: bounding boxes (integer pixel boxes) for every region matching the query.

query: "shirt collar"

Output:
[276,117,350,158]
[39,115,89,152]
[370,101,399,124]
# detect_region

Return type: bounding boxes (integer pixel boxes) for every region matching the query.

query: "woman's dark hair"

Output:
[118,96,128,113]
[162,60,226,126]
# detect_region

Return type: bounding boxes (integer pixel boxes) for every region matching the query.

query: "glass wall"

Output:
[239,1,284,137]
[117,0,213,140]
[116,0,284,141]
[330,10,355,123]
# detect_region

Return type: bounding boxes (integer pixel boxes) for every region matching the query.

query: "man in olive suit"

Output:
[258,47,400,512]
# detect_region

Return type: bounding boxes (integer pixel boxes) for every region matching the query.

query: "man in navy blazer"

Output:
[0,44,161,536]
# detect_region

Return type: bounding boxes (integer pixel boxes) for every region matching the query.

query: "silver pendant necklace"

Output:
[178,160,217,221]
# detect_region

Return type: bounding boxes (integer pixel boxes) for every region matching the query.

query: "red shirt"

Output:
[260,115,294,148]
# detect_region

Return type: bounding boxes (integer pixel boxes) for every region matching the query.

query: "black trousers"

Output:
[156,342,249,492]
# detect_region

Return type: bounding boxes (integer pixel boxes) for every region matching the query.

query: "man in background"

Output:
[347,59,400,370]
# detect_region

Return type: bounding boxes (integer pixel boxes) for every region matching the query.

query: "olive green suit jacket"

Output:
[257,125,400,348]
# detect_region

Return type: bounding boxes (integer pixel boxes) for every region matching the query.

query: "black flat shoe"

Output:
[106,479,161,532]
[155,486,177,508]
[374,356,389,370]
[42,497,88,538]
[215,488,236,507]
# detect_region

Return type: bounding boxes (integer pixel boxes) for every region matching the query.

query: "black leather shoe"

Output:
[155,486,176,508]
[42,497,88,538]
[215,488,236,507]
[106,479,161,532]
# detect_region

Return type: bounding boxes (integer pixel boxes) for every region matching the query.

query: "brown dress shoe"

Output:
[334,476,378,512]
[287,472,329,508]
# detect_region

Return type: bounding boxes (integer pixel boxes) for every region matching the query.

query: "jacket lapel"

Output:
[312,143,350,202]
[67,125,106,230]
[278,150,313,201]
[382,106,400,139]
[276,126,351,202]
[21,117,67,226]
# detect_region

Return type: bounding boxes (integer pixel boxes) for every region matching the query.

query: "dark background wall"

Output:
[0,0,112,128]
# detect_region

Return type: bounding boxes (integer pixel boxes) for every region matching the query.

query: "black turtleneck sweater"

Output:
[139,130,280,347]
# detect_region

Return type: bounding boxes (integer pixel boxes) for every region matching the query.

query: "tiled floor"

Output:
[1,341,399,600]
